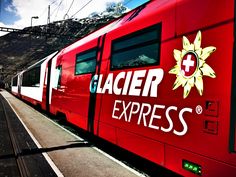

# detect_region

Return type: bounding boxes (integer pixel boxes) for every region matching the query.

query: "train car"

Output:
[12,0,236,176]
[19,52,58,109]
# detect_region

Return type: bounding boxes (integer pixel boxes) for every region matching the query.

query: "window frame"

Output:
[75,47,98,75]
[22,66,41,87]
[110,23,162,70]
[56,65,62,88]
[12,76,18,86]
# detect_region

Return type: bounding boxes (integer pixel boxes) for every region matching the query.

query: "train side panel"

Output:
[20,52,57,108]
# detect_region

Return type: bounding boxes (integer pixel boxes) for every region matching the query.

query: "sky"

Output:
[0,0,149,36]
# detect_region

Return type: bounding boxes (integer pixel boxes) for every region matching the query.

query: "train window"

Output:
[111,24,161,70]
[56,65,62,87]
[75,48,97,75]
[12,76,18,86]
[22,67,41,87]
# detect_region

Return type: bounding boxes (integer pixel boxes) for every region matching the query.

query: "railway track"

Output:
[0,95,28,176]
[0,95,58,177]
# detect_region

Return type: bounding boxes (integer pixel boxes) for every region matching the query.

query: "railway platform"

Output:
[0,92,57,177]
[0,90,143,177]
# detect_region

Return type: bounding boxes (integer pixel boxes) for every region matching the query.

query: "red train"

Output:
[11,0,236,176]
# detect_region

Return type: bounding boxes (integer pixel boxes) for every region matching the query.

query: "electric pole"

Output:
[47,5,50,24]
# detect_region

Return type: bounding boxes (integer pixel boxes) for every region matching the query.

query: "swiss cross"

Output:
[183,54,195,72]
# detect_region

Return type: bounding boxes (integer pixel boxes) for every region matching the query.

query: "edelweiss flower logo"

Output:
[169,31,216,98]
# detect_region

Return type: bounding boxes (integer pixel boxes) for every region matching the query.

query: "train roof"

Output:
[61,0,154,54]
[26,51,58,70]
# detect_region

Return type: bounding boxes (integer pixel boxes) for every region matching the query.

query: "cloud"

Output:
[10,0,124,28]
[5,4,17,13]
[0,0,125,36]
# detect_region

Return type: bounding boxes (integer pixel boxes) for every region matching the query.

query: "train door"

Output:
[230,0,236,152]
[88,35,106,133]
[77,36,105,133]
[42,52,58,111]
[57,36,105,132]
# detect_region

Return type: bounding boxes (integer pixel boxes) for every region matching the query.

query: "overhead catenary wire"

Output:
[50,2,61,17]
[64,0,74,18]
[53,0,63,22]
[36,0,60,25]
[124,0,133,6]
[39,0,58,18]
[70,0,93,18]
[34,0,133,27]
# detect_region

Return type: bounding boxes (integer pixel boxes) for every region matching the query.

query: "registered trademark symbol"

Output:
[195,105,203,114]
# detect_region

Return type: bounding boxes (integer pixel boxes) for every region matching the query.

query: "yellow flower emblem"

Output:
[169,31,216,98]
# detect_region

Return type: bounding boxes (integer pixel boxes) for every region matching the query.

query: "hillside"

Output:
[0,3,127,86]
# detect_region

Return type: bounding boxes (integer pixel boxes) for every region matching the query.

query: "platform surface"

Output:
[0,90,142,177]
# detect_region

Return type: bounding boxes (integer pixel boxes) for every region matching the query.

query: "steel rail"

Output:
[0,97,30,177]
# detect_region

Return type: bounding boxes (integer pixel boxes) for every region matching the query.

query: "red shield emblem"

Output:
[181,52,198,77]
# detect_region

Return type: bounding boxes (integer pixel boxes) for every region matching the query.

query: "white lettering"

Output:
[112,100,121,119]
[119,101,132,121]
[102,73,113,94]
[148,105,165,130]
[114,72,125,95]
[97,74,103,93]
[138,103,151,127]
[89,69,164,97]
[122,71,132,95]
[142,69,164,97]
[129,70,146,96]
[173,108,192,136]
[161,106,175,132]
[111,100,193,137]
[128,102,140,122]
